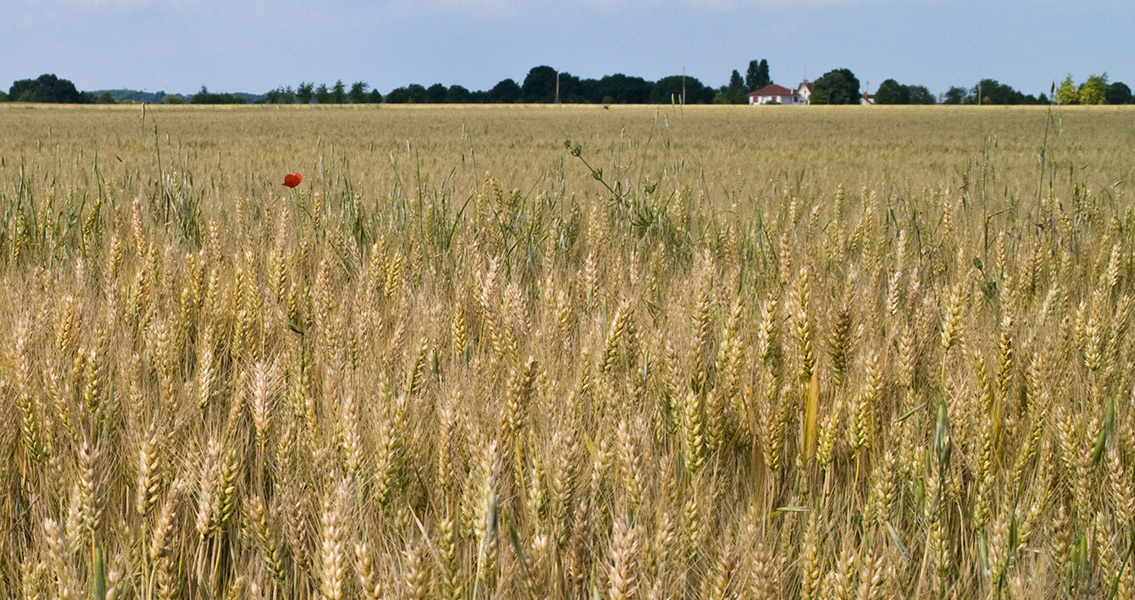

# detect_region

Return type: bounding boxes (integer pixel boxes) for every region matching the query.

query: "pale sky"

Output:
[2,0,1131,98]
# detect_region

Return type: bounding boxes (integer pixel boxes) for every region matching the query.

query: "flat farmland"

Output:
[1,103,1134,599]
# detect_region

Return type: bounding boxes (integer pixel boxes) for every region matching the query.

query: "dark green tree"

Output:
[297,82,314,104]
[331,80,346,103]
[426,83,447,103]
[757,59,771,88]
[314,83,331,103]
[95,91,116,104]
[9,74,89,103]
[264,88,282,104]
[650,75,713,104]
[595,74,651,103]
[811,69,860,104]
[942,86,968,104]
[971,79,1033,105]
[1107,81,1132,104]
[367,89,383,103]
[0,90,8,102]
[446,85,472,103]
[281,86,296,104]
[488,78,521,103]
[728,70,746,100]
[348,81,368,103]
[874,79,909,104]
[907,85,935,104]
[745,60,760,91]
[385,87,410,103]
[521,65,558,102]
[406,84,429,103]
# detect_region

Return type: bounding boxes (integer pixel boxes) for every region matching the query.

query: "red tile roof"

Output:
[749,84,795,97]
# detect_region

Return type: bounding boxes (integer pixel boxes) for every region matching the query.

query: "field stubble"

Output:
[1,103,1135,599]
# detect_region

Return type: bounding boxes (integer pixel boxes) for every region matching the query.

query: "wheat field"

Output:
[2,103,1135,599]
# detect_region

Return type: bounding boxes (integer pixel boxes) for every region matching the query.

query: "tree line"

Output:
[5,67,1134,106]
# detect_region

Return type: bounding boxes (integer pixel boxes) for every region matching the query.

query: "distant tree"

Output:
[9,74,89,103]
[757,59,771,89]
[487,78,521,103]
[281,86,296,104]
[405,84,429,103]
[650,75,713,104]
[942,86,968,105]
[0,90,8,102]
[297,82,314,104]
[162,95,184,104]
[385,87,410,103]
[907,86,935,104]
[315,83,331,103]
[1079,73,1108,105]
[745,60,760,91]
[811,68,860,104]
[556,72,586,102]
[367,89,383,104]
[1107,81,1132,105]
[329,80,345,104]
[426,83,447,103]
[348,81,368,103]
[446,84,472,103]
[95,91,116,104]
[594,74,651,103]
[874,79,909,104]
[264,88,282,104]
[723,69,747,103]
[1055,74,1078,105]
[971,79,1033,105]
[191,86,244,104]
[522,65,559,102]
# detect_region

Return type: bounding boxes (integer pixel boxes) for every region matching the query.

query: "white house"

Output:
[748,84,805,105]
[797,80,813,103]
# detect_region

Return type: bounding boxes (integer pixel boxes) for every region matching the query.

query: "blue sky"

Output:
[1,0,1131,98]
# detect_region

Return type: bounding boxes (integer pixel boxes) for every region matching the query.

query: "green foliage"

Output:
[875,80,935,105]
[331,80,347,104]
[445,85,471,103]
[811,68,860,104]
[650,75,713,104]
[367,89,383,103]
[9,74,89,103]
[592,74,651,103]
[1106,81,1132,105]
[427,83,447,103]
[191,86,245,104]
[0,90,7,102]
[488,78,521,103]
[315,83,331,103]
[942,86,968,105]
[95,91,116,104]
[348,81,369,103]
[874,79,909,104]
[715,70,748,104]
[521,65,558,102]
[161,94,183,104]
[1079,73,1108,105]
[297,82,314,104]
[1056,74,1079,105]
[746,59,770,91]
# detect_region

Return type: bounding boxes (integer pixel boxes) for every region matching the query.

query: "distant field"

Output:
[1,103,1134,599]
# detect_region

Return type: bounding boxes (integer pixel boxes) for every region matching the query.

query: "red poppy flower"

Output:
[283,172,303,188]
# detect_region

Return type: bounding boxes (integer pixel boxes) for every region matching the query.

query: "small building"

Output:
[748,84,805,105]
[860,92,876,105]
